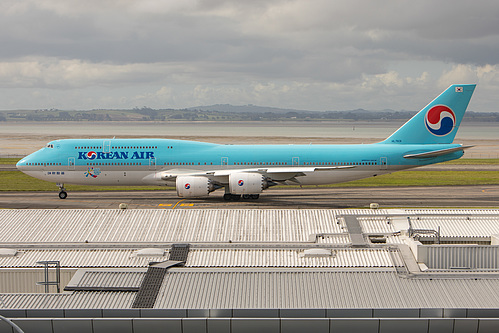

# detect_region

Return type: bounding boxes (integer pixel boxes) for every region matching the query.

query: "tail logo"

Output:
[424,105,456,136]
[185,183,190,189]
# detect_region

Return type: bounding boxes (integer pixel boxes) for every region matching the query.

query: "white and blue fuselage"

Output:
[17,139,464,185]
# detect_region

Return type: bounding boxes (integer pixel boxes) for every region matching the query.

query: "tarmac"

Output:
[1,185,498,209]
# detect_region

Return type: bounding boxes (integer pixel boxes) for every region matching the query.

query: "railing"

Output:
[36,261,61,293]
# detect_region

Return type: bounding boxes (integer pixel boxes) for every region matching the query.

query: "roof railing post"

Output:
[36,261,61,293]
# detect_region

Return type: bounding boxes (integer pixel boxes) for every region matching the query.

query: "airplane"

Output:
[16,84,475,201]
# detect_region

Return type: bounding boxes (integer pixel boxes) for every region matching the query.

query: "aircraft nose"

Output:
[16,158,27,170]
[16,154,33,171]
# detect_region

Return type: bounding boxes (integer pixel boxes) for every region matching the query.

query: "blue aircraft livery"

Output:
[17,84,476,200]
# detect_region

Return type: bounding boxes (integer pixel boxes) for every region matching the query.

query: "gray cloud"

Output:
[0,0,498,111]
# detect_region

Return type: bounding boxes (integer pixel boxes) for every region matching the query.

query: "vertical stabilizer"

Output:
[380,84,476,144]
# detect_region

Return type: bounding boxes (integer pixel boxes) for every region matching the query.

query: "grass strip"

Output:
[1,170,499,192]
[0,158,21,165]
[440,158,499,165]
[322,170,499,187]
[0,171,168,191]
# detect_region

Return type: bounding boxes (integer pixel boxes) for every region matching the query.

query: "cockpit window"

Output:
[46,143,54,148]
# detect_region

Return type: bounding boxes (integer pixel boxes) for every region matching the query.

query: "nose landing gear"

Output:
[57,183,67,199]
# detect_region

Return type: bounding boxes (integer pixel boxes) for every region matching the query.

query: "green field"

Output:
[0,171,167,192]
[324,170,499,187]
[440,158,499,165]
[1,169,498,192]
[0,158,20,165]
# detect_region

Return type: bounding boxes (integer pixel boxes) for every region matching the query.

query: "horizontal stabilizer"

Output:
[403,146,473,159]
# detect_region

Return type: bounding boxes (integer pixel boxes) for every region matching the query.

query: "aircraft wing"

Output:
[210,165,354,176]
[157,165,355,182]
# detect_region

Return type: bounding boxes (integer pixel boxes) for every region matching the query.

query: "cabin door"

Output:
[103,140,111,153]
[149,157,156,170]
[68,157,75,170]
[380,157,387,170]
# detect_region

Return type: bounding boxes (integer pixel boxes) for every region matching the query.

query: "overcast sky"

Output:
[1,0,499,111]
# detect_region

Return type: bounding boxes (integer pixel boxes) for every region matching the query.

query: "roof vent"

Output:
[299,249,334,258]
[0,249,18,257]
[132,248,165,257]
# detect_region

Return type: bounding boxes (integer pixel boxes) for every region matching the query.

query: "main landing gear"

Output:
[57,183,67,199]
[223,193,260,201]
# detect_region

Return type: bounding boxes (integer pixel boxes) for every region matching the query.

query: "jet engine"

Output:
[228,173,267,194]
[176,176,214,197]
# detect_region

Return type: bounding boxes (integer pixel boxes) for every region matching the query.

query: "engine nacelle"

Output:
[228,173,267,195]
[176,176,214,197]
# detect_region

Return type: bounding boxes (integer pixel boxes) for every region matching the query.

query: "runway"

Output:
[2,185,498,209]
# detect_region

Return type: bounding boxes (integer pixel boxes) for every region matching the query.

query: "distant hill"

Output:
[0,106,497,122]
[189,104,400,115]
[188,104,313,114]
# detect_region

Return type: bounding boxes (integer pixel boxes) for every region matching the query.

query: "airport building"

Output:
[0,208,499,332]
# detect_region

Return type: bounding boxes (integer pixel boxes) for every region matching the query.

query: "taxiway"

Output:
[1,185,498,209]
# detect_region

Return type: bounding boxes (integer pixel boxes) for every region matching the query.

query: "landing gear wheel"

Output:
[223,193,242,201]
[250,194,260,199]
[57,183,67,199]
[242,194,250,199]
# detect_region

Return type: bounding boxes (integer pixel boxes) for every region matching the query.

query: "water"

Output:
[1,121,497,157]
[1,121,496,139]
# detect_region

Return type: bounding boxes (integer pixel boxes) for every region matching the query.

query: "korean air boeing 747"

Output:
[17,84,475,200]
